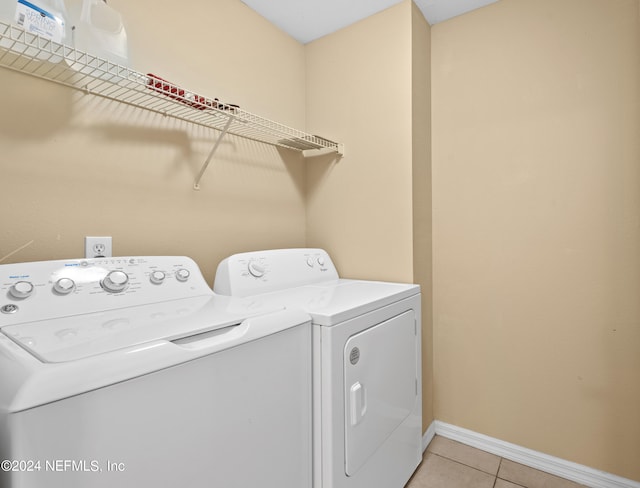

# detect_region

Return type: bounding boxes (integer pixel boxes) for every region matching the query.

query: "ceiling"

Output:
[240,0,500,44]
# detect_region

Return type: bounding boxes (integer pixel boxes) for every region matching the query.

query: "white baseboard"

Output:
[420,420,640,488]
[422,420,437,452]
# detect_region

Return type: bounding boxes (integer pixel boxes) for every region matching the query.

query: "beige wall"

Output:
[0,0,307,284]
[432,0,640,480]
[411,2,434,431]
[305,1,414,283]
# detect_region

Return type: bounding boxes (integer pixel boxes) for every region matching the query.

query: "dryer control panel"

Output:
[214,248,339,297]
[0,256,212,325]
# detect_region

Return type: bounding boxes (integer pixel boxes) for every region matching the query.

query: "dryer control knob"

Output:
[53,278,75,295]
[306,257,314,267]
[175,269,190,282]
[317,256,325,266]
[9,281,34,299]
[101,270,129,293]
[150,271,166,285]
[248,261,265,278]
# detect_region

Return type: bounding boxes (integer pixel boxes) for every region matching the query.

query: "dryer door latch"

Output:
[349,381,367,426]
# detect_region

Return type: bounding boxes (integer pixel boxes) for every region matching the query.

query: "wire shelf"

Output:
[0,20,344,164]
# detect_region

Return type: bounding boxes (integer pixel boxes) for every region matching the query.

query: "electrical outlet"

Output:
[85,236,112,258]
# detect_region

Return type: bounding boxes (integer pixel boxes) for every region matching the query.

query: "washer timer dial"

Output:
[101,270,129,293]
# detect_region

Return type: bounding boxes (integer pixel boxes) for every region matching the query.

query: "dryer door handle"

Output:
[349,381,367,426]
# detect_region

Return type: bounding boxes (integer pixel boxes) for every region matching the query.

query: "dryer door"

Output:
[343,310,417,476]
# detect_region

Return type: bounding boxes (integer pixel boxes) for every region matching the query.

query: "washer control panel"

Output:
[0,256,212,325]
[214,248,339,297]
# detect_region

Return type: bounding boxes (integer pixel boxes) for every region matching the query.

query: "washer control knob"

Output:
[53,278,75,295]
[9,281,34,299]
[175,269,190,282]
[150,271,166,285]
[317,256,325,266]
[101,270,129,293]
[248,261,265,278]
[306,257,314,267]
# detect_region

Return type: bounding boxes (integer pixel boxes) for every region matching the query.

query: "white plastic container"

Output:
[0,0,17,27]
[0,1,17,50]
[71,0,128,67]
[0,0,70,60]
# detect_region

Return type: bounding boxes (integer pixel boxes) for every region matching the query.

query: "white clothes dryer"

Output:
[0,256,312,488]
[214,248,422,488]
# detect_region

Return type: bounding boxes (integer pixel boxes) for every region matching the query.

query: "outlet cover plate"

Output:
[85,236,112,258]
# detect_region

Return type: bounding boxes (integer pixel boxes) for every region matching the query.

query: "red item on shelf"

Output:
[146,73,209,110]
[145,74,240,113]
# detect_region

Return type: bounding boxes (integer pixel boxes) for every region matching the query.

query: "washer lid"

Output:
[260,279,419,326]
[0,294,282,363]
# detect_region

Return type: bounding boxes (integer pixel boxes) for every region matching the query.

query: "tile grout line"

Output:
[428,449,530,488]
[426,439,502,478]
[496,457,528,488]
[494,458,503,488]
[429,451,501,479]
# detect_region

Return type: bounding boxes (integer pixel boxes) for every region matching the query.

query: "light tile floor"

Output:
[406,436,588,488]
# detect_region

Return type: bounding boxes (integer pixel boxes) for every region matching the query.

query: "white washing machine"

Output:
[214,248,422,488]
[0,256,312,488]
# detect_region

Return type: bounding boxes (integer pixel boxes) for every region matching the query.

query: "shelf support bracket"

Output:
[193,115,234,190]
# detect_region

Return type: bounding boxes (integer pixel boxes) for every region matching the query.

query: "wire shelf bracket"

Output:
[193,115,234,191]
